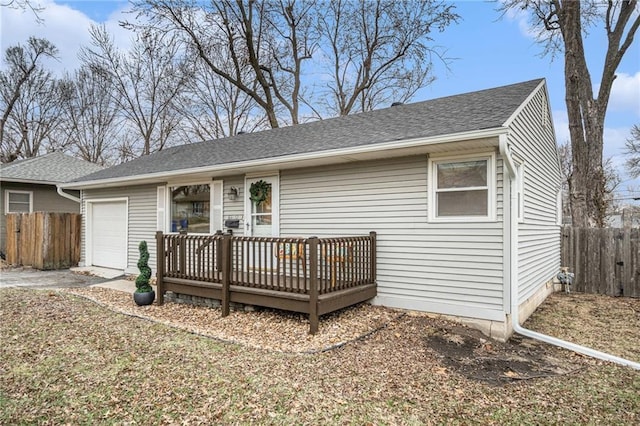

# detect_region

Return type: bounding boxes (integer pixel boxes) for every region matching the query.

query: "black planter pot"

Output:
[133,290,155,306]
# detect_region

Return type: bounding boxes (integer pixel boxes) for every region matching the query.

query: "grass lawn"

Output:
[1,288,638,425]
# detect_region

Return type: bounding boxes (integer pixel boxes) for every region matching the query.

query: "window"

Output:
[428,154,495,221]
[169,184,211,233]
[5,190,32,213]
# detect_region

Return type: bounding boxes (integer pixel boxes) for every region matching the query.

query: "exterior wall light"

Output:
[228,186,238,201]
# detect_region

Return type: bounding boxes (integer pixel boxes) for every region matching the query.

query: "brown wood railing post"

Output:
[221,234,232,317]
[156,231,165,305]
[178,229,187,275]
[308,237,319,334]
[369,231,377,284]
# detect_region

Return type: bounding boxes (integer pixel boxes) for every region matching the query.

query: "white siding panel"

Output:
[222,175,245,236]
[280,155,506,321]
[82,185,157,273]
[509,88,562,302]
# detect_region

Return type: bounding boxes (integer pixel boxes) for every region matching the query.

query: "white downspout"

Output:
[57,185,81,203]
[499,135,640,370]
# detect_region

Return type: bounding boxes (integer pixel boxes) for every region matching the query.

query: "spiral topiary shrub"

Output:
[135,241,153,293]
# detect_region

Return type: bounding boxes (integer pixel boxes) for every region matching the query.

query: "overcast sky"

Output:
[1,0,639,190]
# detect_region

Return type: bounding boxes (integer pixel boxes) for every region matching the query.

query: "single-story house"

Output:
[0,152,104,253]
[60,79,562,340]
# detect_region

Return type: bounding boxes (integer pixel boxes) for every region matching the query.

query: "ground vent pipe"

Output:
[499,135,640,371]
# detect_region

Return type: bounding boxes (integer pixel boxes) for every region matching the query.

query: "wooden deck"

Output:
[156,232,377,333]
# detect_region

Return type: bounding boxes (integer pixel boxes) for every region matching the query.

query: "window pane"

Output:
[8,202,30,213]
[253,214,272,226]
[252,182,272,227]
[437,190,488,216]
[7,192,30,213]
[10,192,30,203]
[170,184,210,233]
[437,160,487,189]
[255,183,272,214]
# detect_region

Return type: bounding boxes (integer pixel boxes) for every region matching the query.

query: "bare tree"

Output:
[624,124,640,178]
[177,56,268,141]
[0,37,58,161]
[80,25,188,157]
[1,0,45,23]
[128,0,318,128]
[2,70,68,160]
[499,0,640,227]
[317,0,458,116]
[559,140,621,224]
[57,66,121,165]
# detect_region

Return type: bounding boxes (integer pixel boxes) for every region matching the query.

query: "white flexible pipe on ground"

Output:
[499,136,640,371]
[511,317,640,370]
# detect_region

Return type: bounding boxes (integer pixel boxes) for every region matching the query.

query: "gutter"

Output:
[56,185,81,203]
[499,135,640,370]
[60,127,508,190]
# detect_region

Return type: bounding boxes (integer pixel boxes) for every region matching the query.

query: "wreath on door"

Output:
[249,180,270,205]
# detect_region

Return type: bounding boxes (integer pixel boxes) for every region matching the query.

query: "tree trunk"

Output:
[561,1,606,227]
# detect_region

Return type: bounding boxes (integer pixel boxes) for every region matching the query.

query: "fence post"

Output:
[221,234,232,317]
[369,231,377,283]
[308,237,319,334]
[36,212,47,269]
[156,231,165,305]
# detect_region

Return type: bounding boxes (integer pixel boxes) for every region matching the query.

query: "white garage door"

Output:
[90,200,127,270]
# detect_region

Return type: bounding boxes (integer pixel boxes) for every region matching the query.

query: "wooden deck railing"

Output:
[156,231,377,333]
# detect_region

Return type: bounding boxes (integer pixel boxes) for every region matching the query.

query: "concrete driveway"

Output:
[0,268,115,290]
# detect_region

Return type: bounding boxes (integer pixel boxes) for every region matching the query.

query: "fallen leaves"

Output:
[59,286,402,353]
[1,288,639,425]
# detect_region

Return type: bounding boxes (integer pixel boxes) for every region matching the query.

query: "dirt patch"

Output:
[425,321,576,385]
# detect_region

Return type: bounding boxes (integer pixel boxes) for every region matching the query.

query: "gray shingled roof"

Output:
[72,79,543,183]
[0,151,105,184]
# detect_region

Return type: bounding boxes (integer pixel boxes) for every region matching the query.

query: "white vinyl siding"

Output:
[507,87,562,303]
[222,175,246,236]
[157,186,166,231]
[280,155,506,322]
[82,185,157,274]
[211,181,223,232]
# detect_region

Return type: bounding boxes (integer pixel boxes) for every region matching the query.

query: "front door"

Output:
[245,176,279,237]
[244,176,279,273]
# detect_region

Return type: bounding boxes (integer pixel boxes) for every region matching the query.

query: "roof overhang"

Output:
[0,178,61,185]
[60,127,508,190]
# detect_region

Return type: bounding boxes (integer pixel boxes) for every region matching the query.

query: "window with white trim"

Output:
[169,183,211,233]
[5,190,33,213]
[428,153,495,221]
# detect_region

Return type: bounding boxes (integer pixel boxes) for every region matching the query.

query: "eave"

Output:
[60,127,508,190]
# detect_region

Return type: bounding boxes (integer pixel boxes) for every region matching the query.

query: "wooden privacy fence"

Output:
[5,212,81,270]
[156,231,377,333]
[561,227,640,297]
